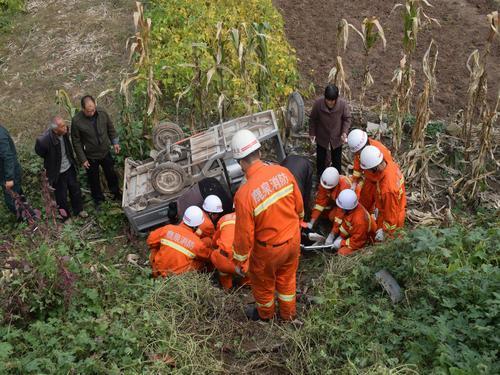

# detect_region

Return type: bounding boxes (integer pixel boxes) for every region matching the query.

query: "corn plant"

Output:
[402,40,438,201]
[390,0,439,152]
[328,56,351,101]
[349,17,386,116]
[251,22,271,109]
[120,1,161,136]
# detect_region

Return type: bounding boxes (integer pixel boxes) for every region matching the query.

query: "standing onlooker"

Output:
[35,116,87,220]
[308,84,351,178]
[71,95,121,208]
[0,124,23,215]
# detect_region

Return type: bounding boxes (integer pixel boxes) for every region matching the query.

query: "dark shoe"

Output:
[245,305,268,322]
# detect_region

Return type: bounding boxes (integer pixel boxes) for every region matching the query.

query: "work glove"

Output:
[325,232,335,246]
[306,220,315,230]
[373,208,379,219]
[375,228,384,242]
[332,236,342,249]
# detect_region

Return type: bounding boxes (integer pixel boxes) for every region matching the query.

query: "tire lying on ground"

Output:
[152,121,185,150]
[151,162,187,195]
[286,91,305,133]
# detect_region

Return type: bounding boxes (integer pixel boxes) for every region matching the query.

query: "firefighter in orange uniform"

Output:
[306,167,358,243]
[231,129,304,321]
[330,189,377,255]
[195,195,224,247]
[147,206,212,277]
[359,145,406,241]
[209,212,248,289]
[347,129,393,211]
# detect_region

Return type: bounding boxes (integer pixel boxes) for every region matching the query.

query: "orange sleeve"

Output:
[146,227,166,251]
[329,207,344,235]
[352,154,362,183]
[194,240,212,261]
[233,191,254,264]
[377,191,400,234]
[340,218,366,251]
[217,226,235,254]
[311,186,330,221]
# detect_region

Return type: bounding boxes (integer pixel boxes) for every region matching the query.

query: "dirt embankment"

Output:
[273,0,500,120]
[0,0,133,139]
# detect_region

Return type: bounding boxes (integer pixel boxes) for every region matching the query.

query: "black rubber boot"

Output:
[245,305,269,322]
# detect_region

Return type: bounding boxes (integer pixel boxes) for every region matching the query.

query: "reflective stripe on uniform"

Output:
[313,204,325,211]
[256,298,274,308]
[340,225,349,236]
[254,184,294,217]
[195,228,202,236]
[219,220,235,229]
[334,217,343,224]
[277,292,295,302]
[346,238,351,248]
[219,271,229,276]
[160,239,196,259]
[384,221,397,231]
[353,170,362,177]
[299,211,304,219]
[344,220,353,229]
[232,246,248,262]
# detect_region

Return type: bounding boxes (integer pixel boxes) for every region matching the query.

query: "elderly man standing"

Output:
[0,124,23,215]
[35,116,87,220]
[309,84,351,177]
[71,95,121,208]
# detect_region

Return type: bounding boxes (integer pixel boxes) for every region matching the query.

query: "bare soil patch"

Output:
[273,0,500,119]
[0,0,134,139]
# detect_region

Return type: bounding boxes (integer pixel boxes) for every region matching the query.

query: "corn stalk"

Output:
[402,40,438,202]
[328,56,351,100]
[120,1,161,137]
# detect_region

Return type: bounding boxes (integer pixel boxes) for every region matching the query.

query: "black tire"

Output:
[374,269,403,304]
[286,91,305,133]
[152,121,185,150]
[151,162,187,195]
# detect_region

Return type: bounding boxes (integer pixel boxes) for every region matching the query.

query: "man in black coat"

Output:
[35,116,87,220]
[280,154,313,221]
[0,124,23,214]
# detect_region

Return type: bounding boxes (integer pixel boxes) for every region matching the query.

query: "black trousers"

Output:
[86,152,120,204]
[316,143,342,179]
[54,166,83,217]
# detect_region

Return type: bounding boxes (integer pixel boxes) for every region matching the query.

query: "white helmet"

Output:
[231,129,261,160]
[183,206,205,227]
[347,129,368,153]
[336,189,358,210]
[320,167,340,189]
[202,195,223,213]
[360,145,383,170]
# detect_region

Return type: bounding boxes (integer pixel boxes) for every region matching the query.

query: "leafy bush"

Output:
[287,214,500,373]
[144,0,299,126]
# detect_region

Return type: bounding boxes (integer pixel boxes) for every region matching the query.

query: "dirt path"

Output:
[273,0,500,119]
[0,0,133,139]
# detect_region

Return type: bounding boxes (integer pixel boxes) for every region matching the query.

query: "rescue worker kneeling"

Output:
[330,189,377,255]
[306,167,357,235]
[147,206,212,277]
[359,145,406,241]
[209,211,248,290]
[197,194,224,247]
[231,129,304,321]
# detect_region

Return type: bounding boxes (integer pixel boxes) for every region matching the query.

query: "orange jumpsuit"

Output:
[233,160,304,320]
[337,203,377,256]
[374,161,406,236]
[353,139,393,211]
[196,211,215,247]
[147,222,211,277]
[210,213,238,289]
[311,175,357,234]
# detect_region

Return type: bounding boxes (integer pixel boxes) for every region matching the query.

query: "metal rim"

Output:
[286,91,305,132]
[152,121,185,150]
[151,162,186,195]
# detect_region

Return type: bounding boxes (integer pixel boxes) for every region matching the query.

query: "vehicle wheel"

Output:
[286,91,305,133]
[152,121,185,150]
[151,162,187,195]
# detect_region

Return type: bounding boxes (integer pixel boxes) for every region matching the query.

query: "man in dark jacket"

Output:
[309,84,351,178]
[281,154,313,220]
[0,124,22,214]
[35,116,87,220]
[71,95,121,208]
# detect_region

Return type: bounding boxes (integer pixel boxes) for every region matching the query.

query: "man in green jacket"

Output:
[71,95,121,208]
[0,124,23,214]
